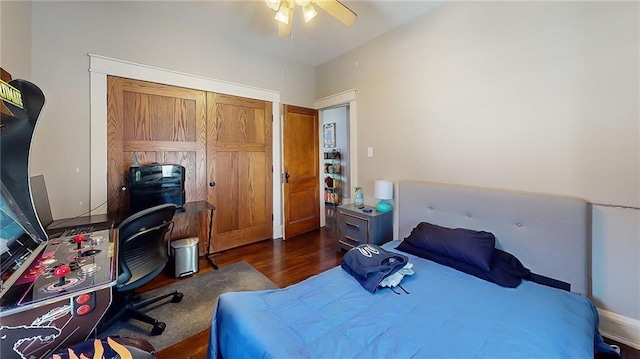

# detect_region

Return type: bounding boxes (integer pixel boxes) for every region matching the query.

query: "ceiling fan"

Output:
[264,0,357,37]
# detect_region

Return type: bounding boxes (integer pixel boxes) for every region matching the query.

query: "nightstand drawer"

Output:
[338,236,359,249]
[336,204,393,252]
[339,213,368,244]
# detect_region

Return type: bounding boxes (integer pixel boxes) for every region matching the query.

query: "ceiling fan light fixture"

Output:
[274,5,291,24]
[302,4,318,23]
[267,0,357,36]
[265,0,281,11]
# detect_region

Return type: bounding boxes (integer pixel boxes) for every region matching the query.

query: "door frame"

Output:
[314,89,358,227]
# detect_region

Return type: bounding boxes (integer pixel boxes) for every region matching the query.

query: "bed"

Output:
[207,181,616,358]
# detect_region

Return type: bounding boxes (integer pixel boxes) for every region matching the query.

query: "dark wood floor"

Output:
[144,212,344,359]
[139,212,638,359]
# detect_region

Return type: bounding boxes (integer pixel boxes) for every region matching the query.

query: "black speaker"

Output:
[128,164,185,213]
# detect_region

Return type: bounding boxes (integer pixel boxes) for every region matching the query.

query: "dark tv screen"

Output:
[128,164,185,213]
[0,181,43,281]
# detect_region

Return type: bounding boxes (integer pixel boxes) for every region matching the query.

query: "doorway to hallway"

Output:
[321,105,350,212]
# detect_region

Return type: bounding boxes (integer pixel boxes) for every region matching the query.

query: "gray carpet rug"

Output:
[101,261,278,351]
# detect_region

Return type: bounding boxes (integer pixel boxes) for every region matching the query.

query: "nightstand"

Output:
[337,204,393,251]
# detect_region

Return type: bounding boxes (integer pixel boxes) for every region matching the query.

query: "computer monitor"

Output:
[29,174,54,230]
[128,164,186,213]
[29,175,115,235]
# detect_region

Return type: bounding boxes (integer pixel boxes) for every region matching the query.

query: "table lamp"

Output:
[374,180,393,213]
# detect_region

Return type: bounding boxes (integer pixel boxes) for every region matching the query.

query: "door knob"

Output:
[285,172,290,183]
[209,181,216,187]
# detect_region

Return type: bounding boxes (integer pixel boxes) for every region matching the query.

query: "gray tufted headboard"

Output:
[397,181,590,296]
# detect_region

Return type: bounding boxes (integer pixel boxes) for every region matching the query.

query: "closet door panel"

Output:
[107,76,208,252]
[207,93,272,252]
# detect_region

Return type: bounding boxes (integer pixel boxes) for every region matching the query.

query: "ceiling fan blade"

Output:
[314,0,356,26]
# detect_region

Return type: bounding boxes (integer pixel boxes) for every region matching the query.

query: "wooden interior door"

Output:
[283,105,320,239]
[107,76,209,249]
[206,93,273,252]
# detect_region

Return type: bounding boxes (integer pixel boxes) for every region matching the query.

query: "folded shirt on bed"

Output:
[341,244,409,293]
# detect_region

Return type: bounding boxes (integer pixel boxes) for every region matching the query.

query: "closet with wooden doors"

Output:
[107,76,272,254]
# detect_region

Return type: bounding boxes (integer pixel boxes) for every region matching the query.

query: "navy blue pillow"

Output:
[396,239,531,288]
[403,222,496,271]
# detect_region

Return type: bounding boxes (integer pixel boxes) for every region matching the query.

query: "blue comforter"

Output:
[208,242,606,358]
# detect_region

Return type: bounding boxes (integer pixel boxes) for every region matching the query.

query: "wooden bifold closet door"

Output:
[107,76,272,253]
[206,93,272,252]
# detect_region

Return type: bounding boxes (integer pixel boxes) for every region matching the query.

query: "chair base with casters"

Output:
[98,287,183,336]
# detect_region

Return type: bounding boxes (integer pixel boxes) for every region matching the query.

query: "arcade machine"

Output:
[0,69,118,359]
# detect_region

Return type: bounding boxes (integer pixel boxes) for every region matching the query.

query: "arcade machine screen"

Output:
[0,180,44,292]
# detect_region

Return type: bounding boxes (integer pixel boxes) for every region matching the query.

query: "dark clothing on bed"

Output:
[341,244,408,293]
[397,239,530,288]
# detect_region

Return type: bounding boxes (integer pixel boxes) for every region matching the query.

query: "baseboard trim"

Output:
[598,308,640,350]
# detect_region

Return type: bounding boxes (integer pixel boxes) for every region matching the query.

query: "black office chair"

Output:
[99,203,183,336]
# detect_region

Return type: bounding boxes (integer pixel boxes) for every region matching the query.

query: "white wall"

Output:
[25,1,315,220]
[0,1,31,80]
[316,1,639,346]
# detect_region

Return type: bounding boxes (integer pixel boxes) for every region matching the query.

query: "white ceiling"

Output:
[150,1,442,67]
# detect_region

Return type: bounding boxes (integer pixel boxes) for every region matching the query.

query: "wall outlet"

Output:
[367,147,374,158]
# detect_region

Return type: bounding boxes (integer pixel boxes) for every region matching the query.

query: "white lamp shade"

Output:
[374,180,393,200]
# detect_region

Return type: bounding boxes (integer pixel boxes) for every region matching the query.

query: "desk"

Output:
[175,201,217,268]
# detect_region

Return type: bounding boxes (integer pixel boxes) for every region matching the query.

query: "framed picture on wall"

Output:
[324,123,336,148]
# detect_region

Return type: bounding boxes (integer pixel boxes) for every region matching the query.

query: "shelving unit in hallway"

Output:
[324,149,342,206]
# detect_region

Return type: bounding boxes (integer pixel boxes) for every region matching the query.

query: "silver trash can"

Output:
[170,237,199,278]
